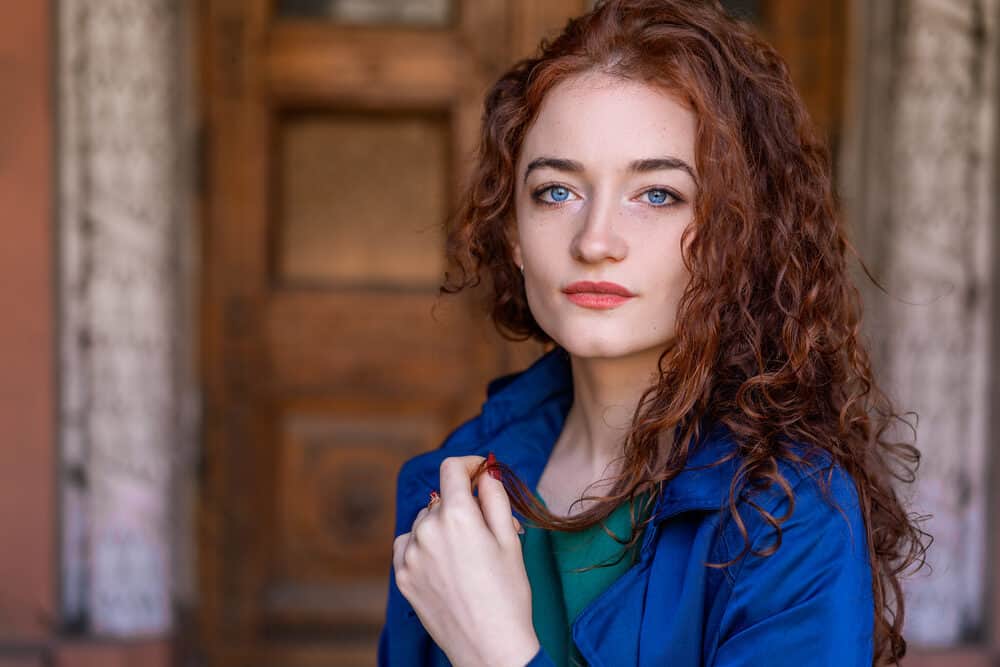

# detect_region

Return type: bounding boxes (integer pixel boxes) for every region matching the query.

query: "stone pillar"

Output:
[840,0,998,646]
[58,0,194,636]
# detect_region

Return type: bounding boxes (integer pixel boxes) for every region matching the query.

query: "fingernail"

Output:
[486,451,501,480]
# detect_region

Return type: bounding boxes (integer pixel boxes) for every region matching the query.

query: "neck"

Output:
[557,345,670,479]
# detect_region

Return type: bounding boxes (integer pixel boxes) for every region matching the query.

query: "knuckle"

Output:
[439,457,456,475]
[413,516,436,541]
[441,504,473,530]
[395,567,412,594]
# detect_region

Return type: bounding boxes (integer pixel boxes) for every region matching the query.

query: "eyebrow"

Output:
[522,156,698,184]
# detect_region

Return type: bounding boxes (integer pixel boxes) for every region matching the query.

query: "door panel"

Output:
[263,291,477,396]
[264,401,441,627]
[276,109,449,287]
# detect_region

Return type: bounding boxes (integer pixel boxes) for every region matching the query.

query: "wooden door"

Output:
[198,1,582,665]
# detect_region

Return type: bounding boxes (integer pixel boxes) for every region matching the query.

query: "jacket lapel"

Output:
[399,346,573,504]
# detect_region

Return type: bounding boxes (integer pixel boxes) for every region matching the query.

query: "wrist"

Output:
[495,631,541,667]
[457,629,539,667]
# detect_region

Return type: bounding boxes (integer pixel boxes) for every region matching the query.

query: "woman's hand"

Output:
[392,455,540,667]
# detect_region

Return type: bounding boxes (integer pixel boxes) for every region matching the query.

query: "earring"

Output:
[518,263,524,273]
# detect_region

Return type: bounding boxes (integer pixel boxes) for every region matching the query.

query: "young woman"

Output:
[379,1,928,665]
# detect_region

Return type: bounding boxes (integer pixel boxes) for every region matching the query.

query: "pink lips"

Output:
[562,280,636,310]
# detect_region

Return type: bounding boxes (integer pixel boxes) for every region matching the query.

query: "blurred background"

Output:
[0,0,997,665]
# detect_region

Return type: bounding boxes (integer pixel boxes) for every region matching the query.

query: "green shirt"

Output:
[520,491,651,667]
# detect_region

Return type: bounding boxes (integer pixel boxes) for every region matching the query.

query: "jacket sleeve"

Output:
[377,460,433,666]
[377,614,390,667]
[377,412,499,666]
[711,466,874,667]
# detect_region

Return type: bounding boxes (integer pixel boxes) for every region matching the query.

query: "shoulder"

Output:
[715,446,867,571]
[683,423,866,553]
[754,449,865,550]
[393,367,524,494]
[391,412,487,534]
[686,430,870,592]
[393,373,521,492]
[707,447,874,664]
[391,348,575,536]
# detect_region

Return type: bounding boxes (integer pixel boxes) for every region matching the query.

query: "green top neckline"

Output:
[521,490,652,667]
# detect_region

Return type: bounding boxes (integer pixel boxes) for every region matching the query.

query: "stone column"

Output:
[58,0,195,636]
[840,0,998,646]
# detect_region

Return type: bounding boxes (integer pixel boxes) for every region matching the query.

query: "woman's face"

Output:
[512,71,698,359]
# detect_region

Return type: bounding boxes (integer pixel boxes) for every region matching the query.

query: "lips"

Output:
[562,281,636,310]
[562,281,636,297]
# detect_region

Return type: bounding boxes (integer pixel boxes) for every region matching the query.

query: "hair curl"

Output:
[445,1,930,663]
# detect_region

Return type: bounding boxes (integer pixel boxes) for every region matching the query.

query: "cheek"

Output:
[643,234,691,318]
[520,232,574,291]
[519,255,566,332]
[522,262,560,312]
[663,256,690,292]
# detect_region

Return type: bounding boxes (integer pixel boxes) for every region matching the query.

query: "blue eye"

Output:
[533,185,574,205]
[550,186,570,201]
[643,188,678,206]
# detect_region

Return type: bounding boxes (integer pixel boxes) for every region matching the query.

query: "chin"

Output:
[546,326,672,361]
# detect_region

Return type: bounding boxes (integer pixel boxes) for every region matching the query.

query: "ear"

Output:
[511,241,523,269]
[505,220,523,269]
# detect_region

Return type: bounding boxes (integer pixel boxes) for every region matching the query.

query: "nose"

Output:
[570,194,628,264]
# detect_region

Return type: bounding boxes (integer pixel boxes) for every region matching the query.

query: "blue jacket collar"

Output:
[411,346,739,524]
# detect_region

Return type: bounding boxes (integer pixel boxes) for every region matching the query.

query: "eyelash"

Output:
[530,184,684,208]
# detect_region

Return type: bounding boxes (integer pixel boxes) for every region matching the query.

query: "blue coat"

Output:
[378,347,874,666]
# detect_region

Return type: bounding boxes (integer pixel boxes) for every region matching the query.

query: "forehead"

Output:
[518,71,697,172]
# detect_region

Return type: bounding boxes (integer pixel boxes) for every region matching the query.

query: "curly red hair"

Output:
[445,1,929,663]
